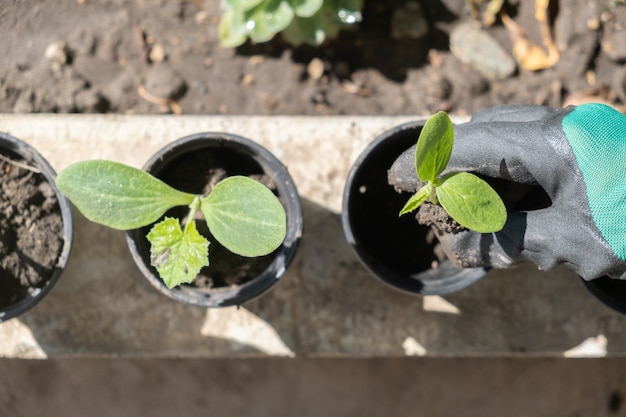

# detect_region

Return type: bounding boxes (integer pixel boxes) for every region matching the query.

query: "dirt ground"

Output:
[1,0,625,117]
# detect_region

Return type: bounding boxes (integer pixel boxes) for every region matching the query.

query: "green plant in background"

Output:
[56,161,286,289]
[219,0,363,48]
[399,111,507,233]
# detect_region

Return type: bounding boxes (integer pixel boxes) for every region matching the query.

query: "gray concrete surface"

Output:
[0,115,624,358]
[1,357,625,417]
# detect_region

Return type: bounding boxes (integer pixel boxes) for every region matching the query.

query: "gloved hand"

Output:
[388,103,626,281]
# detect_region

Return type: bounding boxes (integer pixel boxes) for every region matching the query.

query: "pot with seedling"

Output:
[342,112,506,295]
[0,132,73,322]
[57,132,302,307]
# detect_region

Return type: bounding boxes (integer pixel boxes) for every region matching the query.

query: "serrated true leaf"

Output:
[56,160,195,230]
[399,183,432,216]
[415,111,454,183]
[201,176,286,257]
[147,218,210,289]
[436,172,507,233]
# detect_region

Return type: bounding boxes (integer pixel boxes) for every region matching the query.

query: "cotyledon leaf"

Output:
[200,176,286,257]
[436,172,506,233]
[399,183,432,216]
[56,160,195,230]
[414,111,454,183]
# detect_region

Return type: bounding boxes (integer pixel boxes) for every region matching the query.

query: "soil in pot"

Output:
[135,146,276,292]
[0,150,65,307]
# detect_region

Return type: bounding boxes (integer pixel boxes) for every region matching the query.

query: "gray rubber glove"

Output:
[388,103,626,281]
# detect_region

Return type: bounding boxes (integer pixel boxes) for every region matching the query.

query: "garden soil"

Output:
[1,0,624,117]
[0,153,64,306]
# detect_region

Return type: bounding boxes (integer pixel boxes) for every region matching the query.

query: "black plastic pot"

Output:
[342,121,488,295]
[0,132,73,322]
[581,276,626,315]
[126,132,302,307]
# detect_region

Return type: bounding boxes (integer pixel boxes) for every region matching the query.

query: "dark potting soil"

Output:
[405,176,466,235]
[142,147,276,291]
[0,152,64,307]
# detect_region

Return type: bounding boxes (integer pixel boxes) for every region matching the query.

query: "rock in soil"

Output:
[450,22,517,80]
[144,64,187,100]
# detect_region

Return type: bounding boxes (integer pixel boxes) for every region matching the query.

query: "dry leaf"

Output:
[466,0,506,27]
[483,0,505,26]
[501,0,559,71]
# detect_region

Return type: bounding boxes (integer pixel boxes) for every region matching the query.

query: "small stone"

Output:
[149,44,166,63]
[586,17,600,30]
[307,58,325,80]
[450,22,516,80]
[194,11,209,24]
[249,55,265,65]
[391,1,428,39]
[241,73,254,86]
[45,41,72,65]
[144,64,186,100]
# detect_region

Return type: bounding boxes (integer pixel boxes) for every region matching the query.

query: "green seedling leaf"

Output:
[415,111,454,182]
[288,0,323,17]
[222,0,265,12]
[147,217,210,289]
[282,15,326,45]
[56,160,195,230]
[201,176,286,257]
[436,172,507,233]
[218,9,249,48]
[399,183,432,216]
[246,0,295,43]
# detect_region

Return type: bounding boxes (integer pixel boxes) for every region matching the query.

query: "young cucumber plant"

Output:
[56,161,286,289]
[399,111,507,233]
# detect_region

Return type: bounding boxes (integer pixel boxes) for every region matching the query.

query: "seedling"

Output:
[56,161,286,289]
[399,111,506,233]
[219,0,363,47]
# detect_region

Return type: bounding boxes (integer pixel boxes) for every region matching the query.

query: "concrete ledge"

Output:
[0,114,623,358]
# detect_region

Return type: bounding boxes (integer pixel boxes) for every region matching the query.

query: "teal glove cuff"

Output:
[562,103,626,261]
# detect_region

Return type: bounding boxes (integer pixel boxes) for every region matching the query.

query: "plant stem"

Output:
[184,196,201,232]
[429,186,439,205]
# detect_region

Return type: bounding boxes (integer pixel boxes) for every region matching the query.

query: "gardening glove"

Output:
[388,103,626,281]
